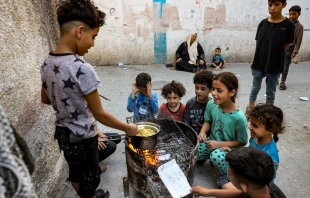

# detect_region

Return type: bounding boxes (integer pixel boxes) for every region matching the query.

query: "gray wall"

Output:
[0,0,68,197]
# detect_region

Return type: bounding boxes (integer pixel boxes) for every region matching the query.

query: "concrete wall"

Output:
[0,0,67,197]
[86,0,310,65]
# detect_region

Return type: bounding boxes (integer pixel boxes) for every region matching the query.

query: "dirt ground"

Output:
[63,62,310,198]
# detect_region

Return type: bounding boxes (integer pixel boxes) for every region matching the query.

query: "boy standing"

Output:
[127,73,159,117]
[40,1,138,197]
[211,47,225,70]
[192,147,287,197]
[248,0,295,110]
[279,5,304,90]
[183,70,214,134]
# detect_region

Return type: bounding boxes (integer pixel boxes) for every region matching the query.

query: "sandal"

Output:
[95,189,110,198]
[279,82,286,90]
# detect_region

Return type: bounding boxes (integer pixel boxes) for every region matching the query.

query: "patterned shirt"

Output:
[40,53,101,138]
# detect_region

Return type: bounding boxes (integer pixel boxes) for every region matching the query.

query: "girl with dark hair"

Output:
[247,103,284,181]
[198,72,248,188]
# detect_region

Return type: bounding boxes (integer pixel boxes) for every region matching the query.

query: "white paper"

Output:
[299,97,309,101]
[159,154,170,161]
[157,159,191,198]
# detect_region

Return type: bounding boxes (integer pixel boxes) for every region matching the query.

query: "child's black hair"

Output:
[136,73,151,88]
[57,0,106,30]
[215,47,221,51]
[289,5,302,14]
[268,0,286,4]
[213,72,238,103]
[193,70,214,90]
[161,81,186,99]
[248,103,284,143]
[226,147,275,188]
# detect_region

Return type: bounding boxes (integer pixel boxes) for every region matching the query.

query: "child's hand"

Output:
[176,58,182,62]
[220,146,232,152]
[98,136,108,150]
[291,53,296,58]
[191,186,210,197]
[125,123,138,136]
[199,60,204,65]
[206,140,220,150]
[198,132,206,143]
[146,82,152,97]
[132,83,140,94]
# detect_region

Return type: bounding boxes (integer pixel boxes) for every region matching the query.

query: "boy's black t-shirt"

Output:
[251,18,295,74]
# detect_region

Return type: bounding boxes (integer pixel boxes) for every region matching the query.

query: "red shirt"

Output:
[158,103,186,121]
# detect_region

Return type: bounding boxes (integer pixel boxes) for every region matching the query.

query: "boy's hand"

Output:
[125,123,138,136]
[198,132,206,143]
[199,60,204,65]
[98,136,108,150]
[131,83,140,99]
[191,186,210,197]
[146,82,152,98]
[176,58,182,62]
[291,53,296,58]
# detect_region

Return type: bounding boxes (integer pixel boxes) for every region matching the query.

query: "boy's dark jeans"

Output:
[249,69,280,104]
[55,126,101,198]
[281,45,295,82]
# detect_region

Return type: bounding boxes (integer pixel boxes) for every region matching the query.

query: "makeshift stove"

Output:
[124,114,198,198]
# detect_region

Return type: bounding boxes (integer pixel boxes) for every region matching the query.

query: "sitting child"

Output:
[159,80,186,121]
[211,47,225,70]
[198,72,248,188]
[183,70,214,134]
[127,72,159,117]
[191,147,287,198]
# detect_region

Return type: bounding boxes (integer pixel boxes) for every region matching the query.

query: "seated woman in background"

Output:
[175,33,206,73]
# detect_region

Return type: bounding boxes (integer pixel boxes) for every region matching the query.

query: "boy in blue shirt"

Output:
[211,47,225,70]
[127,73,159,117]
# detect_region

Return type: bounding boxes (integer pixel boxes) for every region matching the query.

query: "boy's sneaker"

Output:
[95,189,110,198]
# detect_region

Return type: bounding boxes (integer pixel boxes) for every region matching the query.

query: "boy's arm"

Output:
[127,95,135,113]
[85,89,138,136]
[284,43,290,51]
[293,24,304,55]
[150,93,159,113]
[41,85,51,105]
[191,186,243,198]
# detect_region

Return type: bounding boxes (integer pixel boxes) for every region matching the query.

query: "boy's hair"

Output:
[248,103,284,142]
[215,47,221,51]
[193,70,214,89]
[213,72,238,103]
[226,147,275,188]
[268,0,286,3]
[136,73,151,88]
[289,5,301,14]
[161,81,186,98]
[57,0,106,31]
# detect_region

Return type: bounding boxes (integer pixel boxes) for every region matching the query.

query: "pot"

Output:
[105,122,160,150]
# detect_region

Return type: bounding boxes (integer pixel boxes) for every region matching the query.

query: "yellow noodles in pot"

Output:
[137,126,156,137]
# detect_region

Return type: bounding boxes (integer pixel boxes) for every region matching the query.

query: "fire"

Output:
[128,142,158,166]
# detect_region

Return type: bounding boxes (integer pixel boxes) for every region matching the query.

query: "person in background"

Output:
[40,1,138,197]
[247,0,294,112]
[159,80,186,121]
[191,147,287,198]
[175,33,206,73]
[279,5,304,90]
[183,70,214,134]
[127,72,159,117]
[211,47,225,70]
[0,104,37,197]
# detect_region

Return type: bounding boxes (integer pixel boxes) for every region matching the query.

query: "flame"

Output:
[128,143,158,166]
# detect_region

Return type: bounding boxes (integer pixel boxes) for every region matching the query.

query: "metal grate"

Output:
[126,113,195,162]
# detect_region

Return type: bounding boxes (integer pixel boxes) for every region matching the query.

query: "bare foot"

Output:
[100,165,107,173]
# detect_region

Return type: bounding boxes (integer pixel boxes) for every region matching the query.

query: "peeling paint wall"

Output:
[0,0,68,197]
[87,0,310,65]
